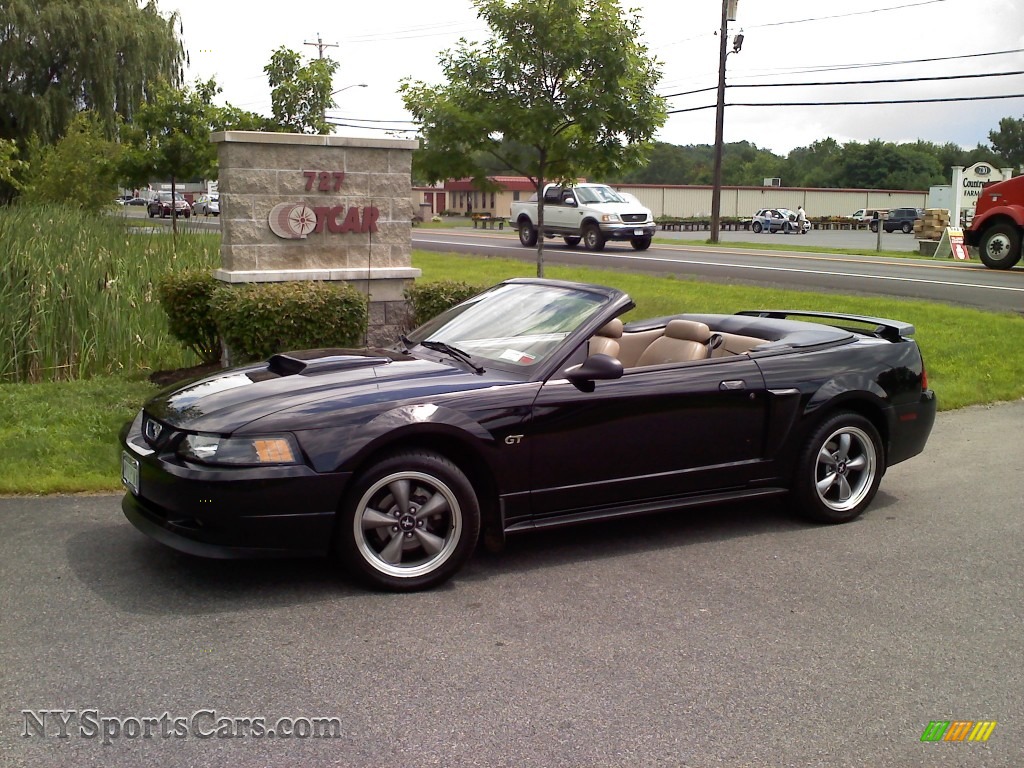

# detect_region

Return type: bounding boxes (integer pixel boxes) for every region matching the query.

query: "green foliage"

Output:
[18,112,122,210]
[156,271,221,364]
[264,47,339,135]
[988,116,1024,170]
[0,204,218,383]
[210,282,368,363]
[0,0,184,148]
[401,0,666,276]
[404,280,487,327]
[0,138,24,188]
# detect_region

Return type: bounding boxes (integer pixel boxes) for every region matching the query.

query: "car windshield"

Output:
[574,185,627,204]
[406,283,608,369]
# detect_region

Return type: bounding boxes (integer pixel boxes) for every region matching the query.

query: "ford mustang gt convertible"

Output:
[120,278,936,591]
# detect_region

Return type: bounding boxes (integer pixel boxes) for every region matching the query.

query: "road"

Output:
[412,228,1024,315]
[2,401,1022,767]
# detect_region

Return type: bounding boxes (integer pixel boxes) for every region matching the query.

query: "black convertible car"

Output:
[120,278,936,591]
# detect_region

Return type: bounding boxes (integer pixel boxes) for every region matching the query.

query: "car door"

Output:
[526,356,767,521]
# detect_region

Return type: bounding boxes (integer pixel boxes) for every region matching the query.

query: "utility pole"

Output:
[304,33,337,60]
[710,0,740,245]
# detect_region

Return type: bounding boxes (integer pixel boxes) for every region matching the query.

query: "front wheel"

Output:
[978,223,1022,270]
[582,223,606,251]
[630,236,652,251]
[563,236,581,248]
[518,220,538,247]
[752,222,763,234]
[793,413,883,524]
[335,451,481,591]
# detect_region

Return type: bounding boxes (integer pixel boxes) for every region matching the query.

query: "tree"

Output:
[118,80,221,235]
[0,138,24,190]
[18,112,122,210]
[401,0,665,276]
[264,47,338,134]
[0,0,184,147]
[988,116,1024,171]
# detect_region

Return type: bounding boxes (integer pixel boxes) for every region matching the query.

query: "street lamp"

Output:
[709,0,740,244]
[324,83,367,120]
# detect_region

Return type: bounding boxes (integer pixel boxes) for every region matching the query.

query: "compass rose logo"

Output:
[268,203,318,239]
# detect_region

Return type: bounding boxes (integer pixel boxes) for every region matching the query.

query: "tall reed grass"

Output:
[0,204,218,382]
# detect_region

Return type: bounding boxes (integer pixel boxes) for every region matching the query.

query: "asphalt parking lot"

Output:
[1,400,1022,767]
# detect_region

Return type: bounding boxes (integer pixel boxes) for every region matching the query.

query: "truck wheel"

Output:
[563,236,581,248]
[630,236,652,251]
[978,224,1022,270]
[582,223,606,251]
[518,220,538,247]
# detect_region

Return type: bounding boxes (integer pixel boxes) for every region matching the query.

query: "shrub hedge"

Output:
[156,271,221,364]
[404,280,486,327]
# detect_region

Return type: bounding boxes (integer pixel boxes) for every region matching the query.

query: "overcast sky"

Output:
[166,0,1024,158]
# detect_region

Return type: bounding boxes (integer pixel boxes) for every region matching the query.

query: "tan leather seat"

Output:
[588,318,623,359]
[635,319,712,366]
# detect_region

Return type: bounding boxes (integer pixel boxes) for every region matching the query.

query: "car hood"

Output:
[145,349,515,434]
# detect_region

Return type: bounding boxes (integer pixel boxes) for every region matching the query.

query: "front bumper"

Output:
[602,223,656,240]
[120,421,349,559]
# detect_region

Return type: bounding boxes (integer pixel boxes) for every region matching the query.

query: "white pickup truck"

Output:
[510,183,656,251]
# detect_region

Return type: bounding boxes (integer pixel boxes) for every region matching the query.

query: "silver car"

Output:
[192,194,220,216]
[752,208,809,234]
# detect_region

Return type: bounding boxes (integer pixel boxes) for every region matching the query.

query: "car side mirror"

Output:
[563,196,576,207]
[565,354,623,392]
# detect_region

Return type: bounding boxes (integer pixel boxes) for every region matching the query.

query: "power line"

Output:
[745,0,951,30]
[729,48,1024,80]
[662,69,1024,99]
[667,92,1024,114]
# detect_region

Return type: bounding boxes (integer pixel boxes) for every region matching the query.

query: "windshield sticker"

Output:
[500,349,536,364]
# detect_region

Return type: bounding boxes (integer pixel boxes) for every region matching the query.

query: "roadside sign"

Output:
[933,227,971,260]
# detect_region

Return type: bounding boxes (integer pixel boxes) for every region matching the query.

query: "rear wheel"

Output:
[752,222,763,234]
[335,451,480,591]
[901,222,912,234]
[630,236,652,251]
[582,223,606,251]
[563,236,581,248]
[518,220,538,247]
[978,223,1022,270]
[869,222,878,233]
[793,413,883,524]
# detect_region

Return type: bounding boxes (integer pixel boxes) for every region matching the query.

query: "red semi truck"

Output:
[965,174,1024,269]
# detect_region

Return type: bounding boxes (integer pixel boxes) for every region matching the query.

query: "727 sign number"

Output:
[304,171,345,192]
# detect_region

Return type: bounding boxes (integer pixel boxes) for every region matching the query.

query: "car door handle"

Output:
[719,380,746,391]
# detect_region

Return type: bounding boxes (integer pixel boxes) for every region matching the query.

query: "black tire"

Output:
[901,222,912,234]
[518,220,538,247]
[335,451,481,591]
[978,223,1022,270]
[148,209,155,218]
[582,223,606,251]
[563,236,581,248]
[869,222,878,233]
[752,222,763,234]
[630,236,652,251]
[793,412,883,524]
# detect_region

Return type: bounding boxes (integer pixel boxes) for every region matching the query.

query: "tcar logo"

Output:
[268,203,380,239]
[268,203,318,239]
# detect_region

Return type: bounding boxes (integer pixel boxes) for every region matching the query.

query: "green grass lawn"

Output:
[0,250,1021,495]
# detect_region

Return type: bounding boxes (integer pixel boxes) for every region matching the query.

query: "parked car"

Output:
[192,194,220,216]
[148,192,191,218]
[120,277,936,592]
[881,207,923,234]
[124,196,149,207]
[751,208,809,234]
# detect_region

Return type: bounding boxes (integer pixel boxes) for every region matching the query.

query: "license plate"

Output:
[121,452,139,495]
[634,229,645,236]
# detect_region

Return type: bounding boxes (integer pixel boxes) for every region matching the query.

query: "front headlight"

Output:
[600,213,622,223]
[176,433,301,466]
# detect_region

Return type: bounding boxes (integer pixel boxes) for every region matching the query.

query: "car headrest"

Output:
[596,319,623,339]
[665,319,711,343]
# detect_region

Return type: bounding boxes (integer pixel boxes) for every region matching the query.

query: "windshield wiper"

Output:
[420,340,484,374]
